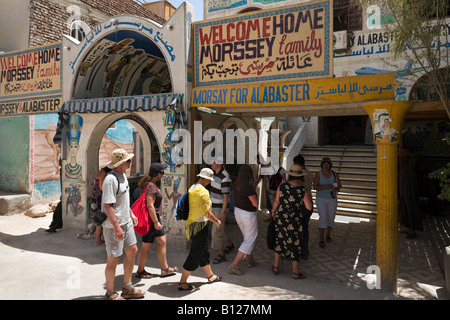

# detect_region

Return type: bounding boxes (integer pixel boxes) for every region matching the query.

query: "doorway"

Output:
[318,115,373,145]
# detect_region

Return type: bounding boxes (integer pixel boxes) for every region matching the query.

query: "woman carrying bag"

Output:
[178,168,223,290]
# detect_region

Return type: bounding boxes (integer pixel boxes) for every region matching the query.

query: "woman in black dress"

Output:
[270,164,312,279]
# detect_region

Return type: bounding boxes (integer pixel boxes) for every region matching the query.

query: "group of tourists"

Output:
[77,148,343,300]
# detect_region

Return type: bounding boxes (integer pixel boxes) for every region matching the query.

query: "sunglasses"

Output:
[159,171,165,175]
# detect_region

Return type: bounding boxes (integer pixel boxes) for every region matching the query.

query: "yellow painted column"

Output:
[362,100,413,293]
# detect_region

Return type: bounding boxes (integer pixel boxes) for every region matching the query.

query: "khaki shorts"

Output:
[103,219,137,258]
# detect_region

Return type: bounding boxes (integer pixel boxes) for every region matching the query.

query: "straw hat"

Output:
[197,167,214,181]
[286,164,307,177]
[107,149,134,169]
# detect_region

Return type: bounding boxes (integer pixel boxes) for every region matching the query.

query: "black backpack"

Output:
[175,192,189,221]
[92,172,120,226]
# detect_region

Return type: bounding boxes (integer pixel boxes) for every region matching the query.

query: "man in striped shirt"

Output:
[210,158,233,264]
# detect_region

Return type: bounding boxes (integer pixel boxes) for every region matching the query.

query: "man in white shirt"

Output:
[102,149,144,300]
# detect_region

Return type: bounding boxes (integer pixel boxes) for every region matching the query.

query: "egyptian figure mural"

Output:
[161,175,184,236]
[65,115,83,179]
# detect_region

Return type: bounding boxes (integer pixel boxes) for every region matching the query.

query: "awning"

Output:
[60,94,180,113]
[53,94,186,146]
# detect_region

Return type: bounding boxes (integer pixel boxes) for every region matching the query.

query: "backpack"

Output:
[92,172,120,226]
[269,168,283,191]
[175,192,189,221]
[131,182,153,236]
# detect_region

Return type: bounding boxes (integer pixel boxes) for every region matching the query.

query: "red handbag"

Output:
[131,183,153,236]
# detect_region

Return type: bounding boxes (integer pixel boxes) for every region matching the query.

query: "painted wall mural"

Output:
[161,174,185,237]
[65,114,84,180]
[72,30,172,99]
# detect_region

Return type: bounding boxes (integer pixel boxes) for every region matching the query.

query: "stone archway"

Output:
[84,112,160,208]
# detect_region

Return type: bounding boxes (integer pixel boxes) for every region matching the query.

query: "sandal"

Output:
[272,266,279,275]
[229,264,244,275]
[326,236,332,242]
[121,286,145,299]
[104,291,124,300]
[161,266,178,277]
[292,272,306,279]
[136,269,153,279]
[247,260,258,268]
[319,241,326,248]
[224,243,235,254]
[212,255,227,264]
[208,274,223,283]
[178,282,196,291]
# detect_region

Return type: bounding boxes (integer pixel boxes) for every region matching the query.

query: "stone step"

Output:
[0,192,31,215]
[302,145,378,217]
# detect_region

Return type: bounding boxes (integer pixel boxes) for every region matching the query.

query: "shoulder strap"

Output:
[108,171,121,196]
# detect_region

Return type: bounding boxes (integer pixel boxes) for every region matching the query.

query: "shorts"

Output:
[103,219,137,258]
[142,215,166,243]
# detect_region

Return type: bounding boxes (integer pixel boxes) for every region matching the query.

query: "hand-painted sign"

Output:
[191,73,395,107]
[0,42,62,99]
[0,42,62,116]
[194,0,332,87]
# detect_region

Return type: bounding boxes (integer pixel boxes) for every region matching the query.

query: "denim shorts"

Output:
[103,219,137,258]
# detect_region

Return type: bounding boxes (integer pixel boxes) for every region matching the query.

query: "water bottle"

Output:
[331,183,338,198]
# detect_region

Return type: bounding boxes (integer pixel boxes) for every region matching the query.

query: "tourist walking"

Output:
[271,164,312,279]
[313,157,342,248]
[136,162,178,279]
[210,158,234,264]
[293,154,314,259]
[229,165,258,275]
[178,168,223,290]
[102,149,144,300]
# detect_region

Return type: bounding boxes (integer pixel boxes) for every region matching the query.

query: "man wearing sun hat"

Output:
[102,148,144,300]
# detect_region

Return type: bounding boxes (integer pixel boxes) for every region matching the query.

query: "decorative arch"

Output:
[85,112,161,208]
[72,29,172,100]
[409,67,450,101]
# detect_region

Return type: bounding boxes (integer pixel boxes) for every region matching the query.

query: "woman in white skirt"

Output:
[229,165,258,275]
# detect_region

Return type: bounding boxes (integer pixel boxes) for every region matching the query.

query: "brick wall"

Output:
[28,0,166,47]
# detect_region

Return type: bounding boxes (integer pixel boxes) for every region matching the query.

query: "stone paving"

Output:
[0,209,449,300]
